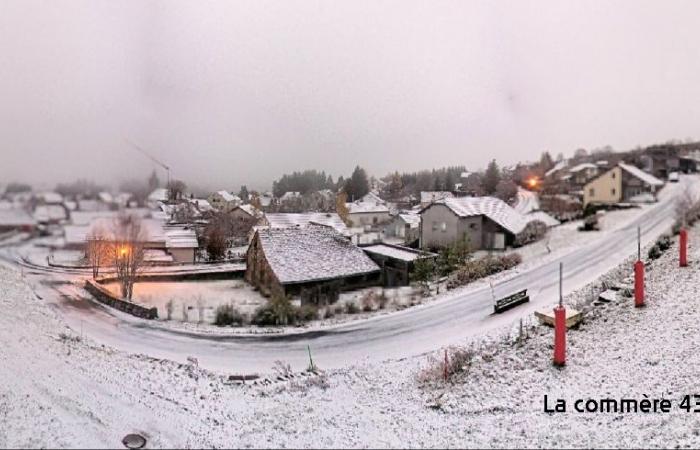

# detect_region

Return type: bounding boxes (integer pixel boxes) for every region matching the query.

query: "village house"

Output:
[0,207,37,233]
[383,213,420,245]
[245,224,380,298]
[147,188,169,209]
[208,190,241,212]
[64,216,199,263]
[583,162,664,207]
[419,196,527,251]
[566,163,600,190]
[346,192,391,228]
[641,146,680,180]
[420,191,454,208]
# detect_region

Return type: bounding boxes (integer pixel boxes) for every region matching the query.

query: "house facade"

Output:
[583,163,664,207]
[208,191,240,212]
[420,197,527,251]
[383,213,420,244]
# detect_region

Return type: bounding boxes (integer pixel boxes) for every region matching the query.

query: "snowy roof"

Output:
[460,171,471,179]
[263,212,349,236]
[362,244,428,262]
[0,209,36,227]
[33,205,67,222]
[524,211,560,228]
[397,213,420,228]
[148,188,169,203]
[237,204,263,218]
[568,163,597,173]
[255,225,379,285]
[36,192,63,204]
[347,195,390,214]
[544,160,568,177]
[189,198,213,212]
[216,191,238,202]
[618,162,664,186]
[98,192,114,203]
[432,196,528,235]
[165,228,198,249]
[420,191,454,204]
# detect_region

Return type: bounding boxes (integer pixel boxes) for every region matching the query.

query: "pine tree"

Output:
[483,159,501,195]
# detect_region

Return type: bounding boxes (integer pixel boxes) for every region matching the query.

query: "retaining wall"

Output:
[84,279,158,320]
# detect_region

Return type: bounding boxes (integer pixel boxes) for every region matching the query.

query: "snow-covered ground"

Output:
[2,219,700,447]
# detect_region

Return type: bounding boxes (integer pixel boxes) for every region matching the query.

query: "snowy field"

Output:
[2,224,700,447]
[102,279,267,322]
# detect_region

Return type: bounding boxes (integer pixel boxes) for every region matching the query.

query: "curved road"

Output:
[3,178,693,373]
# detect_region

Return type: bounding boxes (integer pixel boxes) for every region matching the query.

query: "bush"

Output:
[252,294,299,326]
[446,253,522,289]
[298,304,319,322]
[345,302,360,314]
[214,304,245,326]
[416,347,476,384]
[514,221,547,246]
[360,291,376,312]
[657,234,672,251]
[648,244,662,260]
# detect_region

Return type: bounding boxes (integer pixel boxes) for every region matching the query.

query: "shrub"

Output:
[648,244,662,260]
[345,302,360,314]
[446,253,522,289]
[514,221,547,246]
[416,347,476,384]
[657,234,672,251]
[360,291,376,312]
[298,304,319,322]
[377,290,389,310]
[252,294,298,326]
[214,304,245,326]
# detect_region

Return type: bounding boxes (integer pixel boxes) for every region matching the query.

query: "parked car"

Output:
[668,171,679,183]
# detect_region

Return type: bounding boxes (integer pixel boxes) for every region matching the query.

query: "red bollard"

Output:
[680,228,688,267]
[553,305,566,366]
[634,260,645,307]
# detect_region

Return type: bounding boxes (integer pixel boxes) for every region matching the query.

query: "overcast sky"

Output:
[2,0,700,191]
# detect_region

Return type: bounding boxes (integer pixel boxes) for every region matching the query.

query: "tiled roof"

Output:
[256,225,379,284]
[436,196,528,235]
[263,212,349,236]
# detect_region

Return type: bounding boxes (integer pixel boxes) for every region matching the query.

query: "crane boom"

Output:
[124,139,170,171]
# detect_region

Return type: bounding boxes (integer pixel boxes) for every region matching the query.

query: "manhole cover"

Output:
[122,433,147,449]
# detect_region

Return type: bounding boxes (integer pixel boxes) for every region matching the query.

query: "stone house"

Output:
[245,224,380,298]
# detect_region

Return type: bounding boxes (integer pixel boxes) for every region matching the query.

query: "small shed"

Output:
[361,243,436,287]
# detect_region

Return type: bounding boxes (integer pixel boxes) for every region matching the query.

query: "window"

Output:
[611,172,615,179]
[432,222,438,231]
[441,222,447,232]
[589,188,595,197]
[611,188,616,195]
[469,223,477,230]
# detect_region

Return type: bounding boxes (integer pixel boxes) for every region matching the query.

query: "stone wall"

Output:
[84,279,158,320]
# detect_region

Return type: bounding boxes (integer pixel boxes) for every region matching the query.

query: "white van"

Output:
[669,171,680,183]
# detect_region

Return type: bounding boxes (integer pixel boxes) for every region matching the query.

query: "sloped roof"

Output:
[421,191,454,204]
[33,205,67,222]
[148,188,169,203]
[255,225,379,285]
[0,209,36,227]
[347,195,390,214]
[568,163,598,173]
[237,204,263,218]
[397,213,421,228]
[545,160,568,177]
[263,212,349,236]
[165,228,198,249]
[216,191,238,202]
[619,162,664,186]
[362,244,430,262]
[37,192,63,204]
[432,196,528,235]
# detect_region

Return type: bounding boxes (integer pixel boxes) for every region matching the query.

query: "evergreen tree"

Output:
[344,166,370,201]
[239,185,250,203]
[483,159,501,195]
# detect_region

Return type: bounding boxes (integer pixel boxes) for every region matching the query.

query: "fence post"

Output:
[680,228,688,267]
[553,262,566,367]
[634,226,645,307]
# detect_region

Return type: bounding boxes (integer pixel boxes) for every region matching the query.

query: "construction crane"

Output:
[124,139,171,190]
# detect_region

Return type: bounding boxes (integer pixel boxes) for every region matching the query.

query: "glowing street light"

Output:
[527,177,539,189]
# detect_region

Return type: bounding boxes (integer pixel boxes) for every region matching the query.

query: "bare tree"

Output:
[112,213,146,300]
[676,184,700,226]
